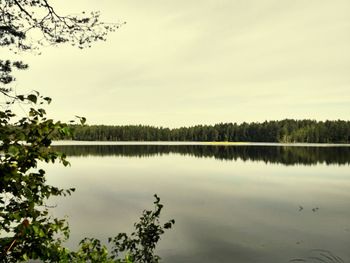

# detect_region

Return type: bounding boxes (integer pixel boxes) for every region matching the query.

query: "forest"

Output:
[67,119,350,143]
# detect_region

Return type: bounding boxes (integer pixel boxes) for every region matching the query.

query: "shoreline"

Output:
[51,141,350,147]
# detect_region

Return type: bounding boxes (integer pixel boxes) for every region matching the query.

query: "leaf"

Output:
[27,94,37,104]
[80,117,86,125]
[43,97,52,104]
[32,225,39,234]
[62,159,70,167]
[22,254,29,261]
[125,254,133,263]
[8,145,19,156]
[16,95,25,101]
[163,222,172,229]
[60,127,71,136]
[75,116,87,125]
[39,229,46,237]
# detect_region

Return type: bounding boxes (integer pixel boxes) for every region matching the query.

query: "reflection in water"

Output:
[45,145,350,263]
[52,145,350,166]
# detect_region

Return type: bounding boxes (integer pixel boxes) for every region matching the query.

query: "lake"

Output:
[45,143,350,263]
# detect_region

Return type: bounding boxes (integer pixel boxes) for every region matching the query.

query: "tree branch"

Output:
[13,0,33,19]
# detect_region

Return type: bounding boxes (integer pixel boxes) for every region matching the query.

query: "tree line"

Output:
[66,119,350,143]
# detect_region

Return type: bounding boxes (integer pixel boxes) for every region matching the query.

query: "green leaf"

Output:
[32,225,39,234]
[22,254,29,261]
[125,254,133,263]
[60,127,71,136]
[62,159,70,167]
[8,145,19,156]
[39,229,46,237]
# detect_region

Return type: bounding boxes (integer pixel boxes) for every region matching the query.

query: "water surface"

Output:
[45,144,350,263]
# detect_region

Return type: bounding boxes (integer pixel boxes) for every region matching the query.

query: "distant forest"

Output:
[66,119,350,143]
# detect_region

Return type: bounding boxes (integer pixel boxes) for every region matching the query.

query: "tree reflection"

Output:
[52,145,350,166]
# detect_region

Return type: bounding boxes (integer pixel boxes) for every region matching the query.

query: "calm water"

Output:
[45,144,350,263]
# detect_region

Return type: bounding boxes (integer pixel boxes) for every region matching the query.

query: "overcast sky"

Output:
[8,0,350,127]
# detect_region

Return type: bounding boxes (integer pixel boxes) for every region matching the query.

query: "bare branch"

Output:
[13,0,33,19]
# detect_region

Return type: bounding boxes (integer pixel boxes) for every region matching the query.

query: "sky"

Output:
[6,0,350,127]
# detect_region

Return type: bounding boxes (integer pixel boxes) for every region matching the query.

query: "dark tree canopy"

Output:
[64,119,350,144]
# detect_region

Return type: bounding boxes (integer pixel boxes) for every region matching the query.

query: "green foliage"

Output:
[70,195,174,263]
[1,1,173,262]
[66,120,350,143]
[0,93,75,261]
[108,195,175,263]
[0,93,174,262]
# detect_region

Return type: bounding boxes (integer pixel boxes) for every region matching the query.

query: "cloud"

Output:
[5,0,350,126]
